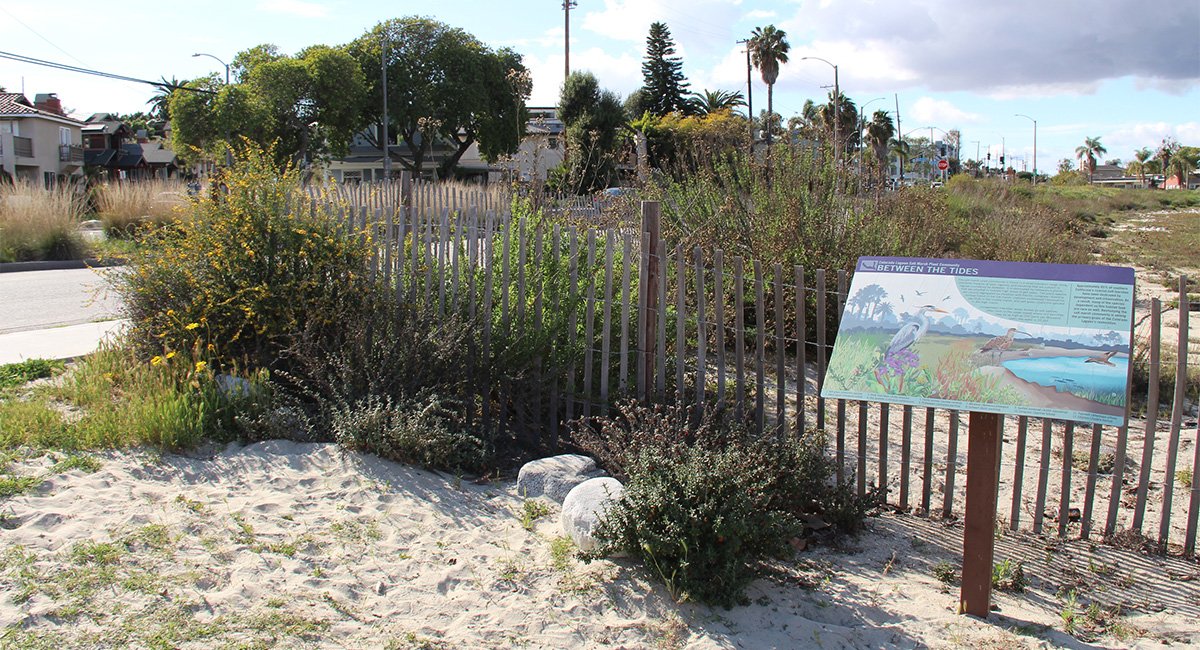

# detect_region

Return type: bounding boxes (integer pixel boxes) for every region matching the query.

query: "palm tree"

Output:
[1133,147,1154,187]
[688,89,746,116]
[748,25,789,146]
[1166,148,1198,189]
[1074,136,1106,182]
[147,76,183,122]
[867,110,895,175]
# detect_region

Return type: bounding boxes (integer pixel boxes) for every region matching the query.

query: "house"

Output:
[81,114,180,180]
[324,107,565,184]
[1088,164,1144,189]
[0,92,85,185]
[1163,172,1200,190]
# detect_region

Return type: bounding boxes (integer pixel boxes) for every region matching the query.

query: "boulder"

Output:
[561,477,624,553]
[517,454,602,503]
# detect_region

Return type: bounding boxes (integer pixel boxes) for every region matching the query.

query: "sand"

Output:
[0,440,1196,649]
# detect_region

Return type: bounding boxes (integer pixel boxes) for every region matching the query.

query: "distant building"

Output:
[82,114,180,180]
[0,92,85,185]
[1163,172,1200,190]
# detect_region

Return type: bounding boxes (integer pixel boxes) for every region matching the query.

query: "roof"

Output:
[121,142,179,166]
[85,149,117,166]
[0,92,85,125]
[82,114,131,136]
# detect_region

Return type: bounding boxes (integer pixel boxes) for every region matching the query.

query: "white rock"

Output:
[561,477,624,554]
[516,454,602,503]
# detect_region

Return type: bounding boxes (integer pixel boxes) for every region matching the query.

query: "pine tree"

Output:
[641,22,690,116]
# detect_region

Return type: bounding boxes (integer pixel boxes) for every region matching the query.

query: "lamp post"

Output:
[801,56,840,162]
[737,38,753,147]
[1015,114,1037,184]
[969,140,980,177]
[192,53,229,84]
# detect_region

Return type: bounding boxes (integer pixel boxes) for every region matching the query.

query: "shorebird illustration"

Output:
[887,305,948,355]
[1085,350,1118,366]
[978,327,1030,364]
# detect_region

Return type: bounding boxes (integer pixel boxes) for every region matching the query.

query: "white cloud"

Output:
[256,0,330,19]
[775,0,1199,96]
[1105,122,1200,154]
[908,97,984,125]
[745,9,777,20]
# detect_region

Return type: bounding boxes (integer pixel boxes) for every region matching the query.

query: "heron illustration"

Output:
[977,327,1030,364]
[1085,350,1118,366]
[887,305,949,356]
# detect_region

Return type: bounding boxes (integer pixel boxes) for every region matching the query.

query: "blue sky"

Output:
[2,0,1197,172]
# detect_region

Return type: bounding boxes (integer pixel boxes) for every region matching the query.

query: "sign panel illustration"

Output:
[821,257,1135,426]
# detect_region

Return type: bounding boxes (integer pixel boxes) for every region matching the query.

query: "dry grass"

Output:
[0,179,86,262]
[94,179,190,237]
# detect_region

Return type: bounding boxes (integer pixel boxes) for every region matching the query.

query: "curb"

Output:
[0,258,128,273]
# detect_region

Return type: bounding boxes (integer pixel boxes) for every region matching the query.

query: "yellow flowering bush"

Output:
[115,145,382,371]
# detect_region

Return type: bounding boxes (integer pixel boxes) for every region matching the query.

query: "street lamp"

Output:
[192,53,230,85]
[800,56,840,162]
[991,131,1006,180]
[1015,114,1037,184]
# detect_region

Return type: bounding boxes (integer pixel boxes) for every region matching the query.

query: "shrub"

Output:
[330,394,488,474]
[94,179,189,238]
[115,145,381,372]
[574,402,874,608]
[0,179,85,262]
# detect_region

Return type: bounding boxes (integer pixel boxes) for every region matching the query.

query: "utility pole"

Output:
[381,34,390,183]
[737,39,752,146]
[894,94,902,180]
[564,0,577,82]
[801,57,840,162]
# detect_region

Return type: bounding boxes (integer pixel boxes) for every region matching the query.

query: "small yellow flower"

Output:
[185,323,200,331]
[167,310,175,316]
[165,351,176,359]
[195,361,207,372]
[151,356,163,366]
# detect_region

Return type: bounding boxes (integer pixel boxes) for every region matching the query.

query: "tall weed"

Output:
[94,180,189,237]
[0,179,85,262]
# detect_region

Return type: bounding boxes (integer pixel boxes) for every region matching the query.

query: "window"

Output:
[548,137,559,150]
[60,127,71,146]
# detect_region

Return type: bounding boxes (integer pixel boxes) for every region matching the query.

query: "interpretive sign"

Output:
[821,257,1135,427]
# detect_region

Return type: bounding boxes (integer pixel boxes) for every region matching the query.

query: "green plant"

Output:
[991,559,1027,593]
[0,358,63,389]
[576,402,870,609]
[329,394,488,474]
[933,561,956,588]
[520,499,552,531]
[1177,466,1193,488]
[49,454,102,474]
[1060,589,1079,635]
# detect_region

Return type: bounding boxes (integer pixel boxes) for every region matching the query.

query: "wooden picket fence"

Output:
[317,180,1199,556]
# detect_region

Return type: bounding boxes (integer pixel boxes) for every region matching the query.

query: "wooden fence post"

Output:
[640,201,661,402]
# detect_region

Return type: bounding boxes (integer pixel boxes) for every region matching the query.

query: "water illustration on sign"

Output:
[822,257,1135,426]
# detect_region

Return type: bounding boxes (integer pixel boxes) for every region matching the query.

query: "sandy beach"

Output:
[0,439,1196,649]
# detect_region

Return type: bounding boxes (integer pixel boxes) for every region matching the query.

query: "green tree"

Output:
[748,25,789,146]
[688,89,745,117]
[1074,136,1106,181]
[819,91,858,152]
[641,22,691,116]
[346,17,529,178]
[1132,146,1154,187]
[623,87,653,120]
[146,77,183,122]
[169,45,365,167]
[1166,145,1198,188]
[558,71,625,193]
[889,137,910,179]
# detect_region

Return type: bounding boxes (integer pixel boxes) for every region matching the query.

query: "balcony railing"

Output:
[13,136,33,158]
[59,144,84,163]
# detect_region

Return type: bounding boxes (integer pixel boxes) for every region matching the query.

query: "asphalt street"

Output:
[0,267,123,334]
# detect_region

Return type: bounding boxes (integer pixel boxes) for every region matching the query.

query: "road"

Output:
[0,268,124,334]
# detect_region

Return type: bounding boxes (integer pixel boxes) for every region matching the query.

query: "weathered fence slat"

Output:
[516,217,527,326]
[676,245,687,403]
[836,271,847,482]
[437,209,448,318]
[754,259,766,436]
[1033,419,1053,535]
[1185,420,1200,556]
[879,403,890,499]
[566,226,579,423]
[735,257,746,420]
[900,405,912,510]
[922,409,935,515]
[1010,416,1029,531]
[774,263,786,436]
[1059,421,1075,537]
[715,252,726,406]
[637,232,649,395]
[583,229,597,418]
[1133,299,1162,532]
[858,400,868,497]
[795,265,806,436]
[601,234,615,405]
[656,239,667,400]
[816,269,827,433]
[1105,423,1130,538]
[1082,423,1104,539]
[943,410,960,519]
[619,232,632,393]
[1159,280,1189,547]
[696,247,708,419]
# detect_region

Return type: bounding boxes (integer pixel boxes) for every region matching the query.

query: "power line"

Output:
[0,51,213,94]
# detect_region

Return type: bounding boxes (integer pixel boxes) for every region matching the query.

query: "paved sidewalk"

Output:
[0,320,127,365]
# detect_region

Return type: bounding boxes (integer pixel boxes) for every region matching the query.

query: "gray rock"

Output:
[561,477,624,554]
[516,454,602,503]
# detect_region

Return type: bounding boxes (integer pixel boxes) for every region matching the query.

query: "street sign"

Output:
[937,159,949,171]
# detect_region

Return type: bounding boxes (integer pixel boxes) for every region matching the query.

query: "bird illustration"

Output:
[914,289,927,296]
[1085,350,1118,366]
[887,305,949,356]
[978,327,1030,364]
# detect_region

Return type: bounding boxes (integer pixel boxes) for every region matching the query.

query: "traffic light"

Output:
[939,144,946,157]
[1000,155,1005,166]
